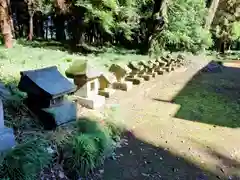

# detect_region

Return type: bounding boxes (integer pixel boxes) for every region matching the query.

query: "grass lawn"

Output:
[0,42,149,82]
[174,62,240,128]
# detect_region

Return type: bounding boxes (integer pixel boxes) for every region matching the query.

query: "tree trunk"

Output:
[144,0,167,53]
[7,0,14,38]
[54,15,66,41]
[205,0,220,29]
[0,0,13,48]
[28,13,33,40]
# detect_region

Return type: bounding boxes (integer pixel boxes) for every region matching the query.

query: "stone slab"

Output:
[27,100,77,130]
[0,99,3,128]
[0,83,11,99]
[112,81,133,91]
[0,127,16,152]
[147,72,157,77]
[125,77,141,85]
[99,88,115,98]
[75,95,105,109]
[142,75,151,81]
[157,70,164,75]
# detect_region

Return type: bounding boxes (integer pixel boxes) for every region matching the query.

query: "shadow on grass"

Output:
[153,61,240,128]
[17,39,105,55]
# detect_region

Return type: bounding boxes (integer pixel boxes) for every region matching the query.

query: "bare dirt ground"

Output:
[94,55,240,180]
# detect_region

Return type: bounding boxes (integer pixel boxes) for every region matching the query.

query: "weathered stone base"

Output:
[40,101,77,129]
[155,68,164,75]
[99,88,115,98]
[157,70,164,75]
[163,66,171,72]
[125,76,142,85]
[75,95,105,109]
[0,127,16,152]
[147,71,157,77]
[112,81,133,91]
[25,99,77,130]
[141,74,151,81]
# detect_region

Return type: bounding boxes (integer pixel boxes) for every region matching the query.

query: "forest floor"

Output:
[91,55,240,180]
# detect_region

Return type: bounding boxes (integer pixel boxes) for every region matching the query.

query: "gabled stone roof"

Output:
[99,72,116,84]
[128,61,144,71]
[109,63,132,75]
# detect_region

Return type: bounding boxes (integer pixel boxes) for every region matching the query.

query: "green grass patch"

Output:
[0,43,149,82]
[174,70,240,128]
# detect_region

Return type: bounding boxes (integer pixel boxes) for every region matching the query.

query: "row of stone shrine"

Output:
[0,54,185,152]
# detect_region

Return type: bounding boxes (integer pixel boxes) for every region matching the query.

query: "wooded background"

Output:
[0,0,239,54]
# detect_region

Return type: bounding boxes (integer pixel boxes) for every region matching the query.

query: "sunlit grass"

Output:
[0,43,149,81]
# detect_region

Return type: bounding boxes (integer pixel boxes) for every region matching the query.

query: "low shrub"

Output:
[63,133,100,178]
[0,139,52,180]
[105,121,124,142]
[63,118,119,178]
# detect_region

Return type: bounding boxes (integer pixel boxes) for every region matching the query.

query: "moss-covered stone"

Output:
[109,63,131,82]
[66,60,101,79]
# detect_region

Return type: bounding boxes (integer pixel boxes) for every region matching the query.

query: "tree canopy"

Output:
[0,0,239,53]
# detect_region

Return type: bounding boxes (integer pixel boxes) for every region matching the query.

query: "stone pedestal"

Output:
[157,69,164,75]
[26,100,77,130]
[99,88,115,98]
[75,95,105,109]
[163,66,171,72]
[154,67,164,75]
[142,75,151,81]
[112,81,133,91]
[138,72,151,81]
[125,76,141,85]
[0,99,16,153]
[40,101,77,129]
[147,70,157,77]
[0,99,4,128]
[0,127,16,152]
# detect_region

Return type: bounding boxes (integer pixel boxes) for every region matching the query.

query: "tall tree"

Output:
[0,0,13,48]
[25,0,51,40]
[26,0,34,40]
[212,0,240,53]
[205,0,220,29]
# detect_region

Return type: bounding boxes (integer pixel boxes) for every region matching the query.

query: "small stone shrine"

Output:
[18,66,77,130]
[162,55,175,72]
[155,57,167,74]
[98,72,116,98]
[109,63,133,91]
[138,60,152,80]
[176,54,185,66]
[65,60,106,109]
[126,62,143,85]
[147,60,158,77]
[0,99,16,152]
